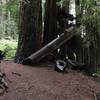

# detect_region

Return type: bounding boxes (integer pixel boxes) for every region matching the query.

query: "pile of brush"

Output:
[0,50,8,95]
[0,72,8,96]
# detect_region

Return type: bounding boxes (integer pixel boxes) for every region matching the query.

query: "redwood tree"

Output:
[43,0,57,45]
[15,0,42,63]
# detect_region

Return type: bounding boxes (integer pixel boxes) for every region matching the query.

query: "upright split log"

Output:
[22,27,77,65]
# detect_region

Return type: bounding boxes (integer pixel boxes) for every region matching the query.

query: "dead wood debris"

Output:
[12,72,22,77]
[0,72,8,96]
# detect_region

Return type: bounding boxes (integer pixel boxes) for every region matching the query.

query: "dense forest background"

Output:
[0,0,100,74]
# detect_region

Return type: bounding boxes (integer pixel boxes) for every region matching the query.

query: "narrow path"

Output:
[0,61,100,100]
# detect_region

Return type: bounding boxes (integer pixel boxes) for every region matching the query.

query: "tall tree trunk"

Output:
[43,0,57,45]
[15,0,42,63]
[0,0,2,24]
[58,0,70,60]
[88,42,97,74]
[74,0,83,62]
[97,32,100,68]
[84,25,98,74]
[43,0,58,60]
[0,0,2,38]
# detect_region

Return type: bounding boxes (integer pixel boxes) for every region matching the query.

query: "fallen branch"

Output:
[12,72,21,77]
[22,27,78,65]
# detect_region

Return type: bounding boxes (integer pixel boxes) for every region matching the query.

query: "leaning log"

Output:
[22,27,77,65]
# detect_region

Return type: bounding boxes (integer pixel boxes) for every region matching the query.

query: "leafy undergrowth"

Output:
[96,68,100,76]
[0,39,17,59]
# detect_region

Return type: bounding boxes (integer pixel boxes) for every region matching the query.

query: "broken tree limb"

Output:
[22,27,77,65]
[67,58,85,70]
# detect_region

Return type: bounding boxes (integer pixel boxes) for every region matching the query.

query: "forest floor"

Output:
[0,61,100,100]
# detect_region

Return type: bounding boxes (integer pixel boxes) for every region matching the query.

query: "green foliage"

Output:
[79,0,100,45]
[1,0,20,40]
[4,19,18,39]
[3,0,20,21]
[0,39,17,59]
[56,0,68,8]
[97,68,100,74]
[81,0,100,28]
[79,0,100,71]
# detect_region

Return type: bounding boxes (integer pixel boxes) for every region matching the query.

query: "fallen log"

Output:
[22,27,77,65]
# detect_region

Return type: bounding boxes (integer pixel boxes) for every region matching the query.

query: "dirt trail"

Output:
[0,61,100,100]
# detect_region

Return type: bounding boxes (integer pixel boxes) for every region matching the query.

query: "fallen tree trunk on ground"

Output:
[22,27,77,65]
